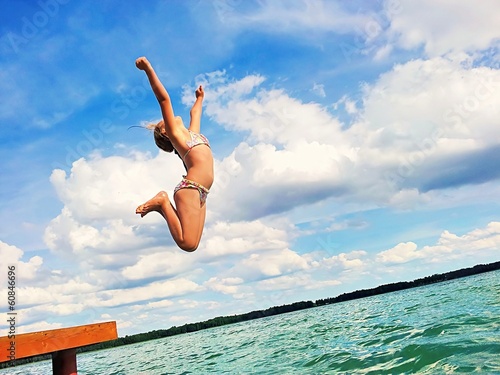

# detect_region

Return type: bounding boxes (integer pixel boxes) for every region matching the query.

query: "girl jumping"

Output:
[135,57,214,252]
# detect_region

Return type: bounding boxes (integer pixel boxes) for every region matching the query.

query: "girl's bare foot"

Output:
[136,191,168,218]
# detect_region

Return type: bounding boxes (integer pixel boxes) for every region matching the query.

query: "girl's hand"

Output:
[135,56,151,71]
[195,85,204,99]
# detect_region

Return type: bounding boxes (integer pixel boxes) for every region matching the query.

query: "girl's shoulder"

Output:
[168,125,189,140]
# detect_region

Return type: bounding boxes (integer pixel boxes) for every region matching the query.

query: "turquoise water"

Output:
[4,270,499,374]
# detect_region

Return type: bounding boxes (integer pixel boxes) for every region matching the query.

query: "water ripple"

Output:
[3,271,499,374]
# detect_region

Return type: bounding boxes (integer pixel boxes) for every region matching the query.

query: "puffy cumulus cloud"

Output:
[48,152,183,223]
[211,142,354,220]
[90,278,203,308]
[44,207,148,268]
[350,56,500,199]
[190,59,500,219]
[16,321,64,335]
[44,151,186,263]
[205,277,244,295]
[377,221,500,264]
[322,250,368,270]
[32,303,87,317]
[48,278,97,295]
[203,79,347,147]
[190,72,359,220]
[203,264,345,310]
[122,249,194,281]
[384,0,500,57]
[15,287,55,307]
[0,241,43,281]
[387,188,431,210]
[2,285,99,334]
[359,58,500,145]
[1,241,24,264]
[0,269,207,335]
[14,278,97,310]
[229,249,310,280]
[377,242,421,264]
[202,219,290,257]
[435,221,500,254]
[0,279,99,322]
[141,299,175,310]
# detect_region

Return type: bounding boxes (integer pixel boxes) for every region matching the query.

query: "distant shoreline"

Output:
[2,260,499,369]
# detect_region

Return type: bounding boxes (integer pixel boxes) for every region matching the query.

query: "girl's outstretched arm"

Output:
[136,57,177,135]
[189,85,204,133]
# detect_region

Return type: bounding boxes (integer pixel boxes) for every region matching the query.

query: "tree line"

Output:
[2,260,499,369]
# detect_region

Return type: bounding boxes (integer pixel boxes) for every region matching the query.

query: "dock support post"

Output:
[52,348,77,375]
[0,321,117,374]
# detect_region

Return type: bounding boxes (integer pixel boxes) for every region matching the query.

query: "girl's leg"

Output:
[136,190,206,252]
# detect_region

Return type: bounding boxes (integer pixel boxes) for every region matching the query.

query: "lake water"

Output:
[3,270,499,374]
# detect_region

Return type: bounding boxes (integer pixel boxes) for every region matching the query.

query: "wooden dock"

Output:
[0,321,118,375]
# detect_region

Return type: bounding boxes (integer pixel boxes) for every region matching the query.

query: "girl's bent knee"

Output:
[179,241,199,252]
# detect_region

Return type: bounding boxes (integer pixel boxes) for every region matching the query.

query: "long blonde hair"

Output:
[146,121,174,153]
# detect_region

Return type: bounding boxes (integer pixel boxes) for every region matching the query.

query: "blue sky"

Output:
[0,0,499,336]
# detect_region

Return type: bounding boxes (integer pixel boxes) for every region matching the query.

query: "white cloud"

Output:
[0,241,43,281]
[1,241,25,264]
[377,242,421,264]
[142,300,175,310]
[35,303,86,316]
[205,277,244,295]
[13,287,56,306]
[202,220,289,257]
[351,56,500,199]
[377,222,500,264]
[48,153,181,223]
[323,250,368,270]
[388,188,431,210]
[16,321,63,335]
[42,61,500,273]
[90,278,202,308]
[385,0,500,57]
[122,250,194,280]
[44,152,186,264]
[202,0,377,38]
[198,60,500,219]
[205,79,347,147]
[231,249,309,280]
[435,221,500,254]
[312,83,326,98]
